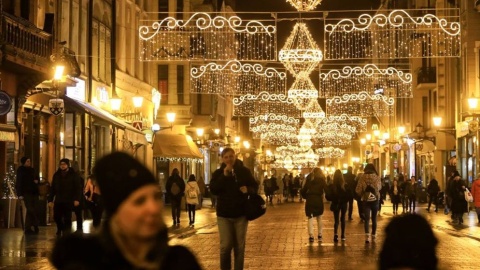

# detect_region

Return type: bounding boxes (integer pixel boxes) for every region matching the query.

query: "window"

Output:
[177,65,184,105]
[158,65,168,105]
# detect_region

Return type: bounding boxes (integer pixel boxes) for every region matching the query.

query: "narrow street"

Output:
[1,199,479,269]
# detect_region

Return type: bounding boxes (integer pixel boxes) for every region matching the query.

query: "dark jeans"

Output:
[392,201,399,213]
[73,205,83,231]
[217,216,248,270]
[54,202,73,233]
[87,195,104,228]
[171,198,182,223]
[408,195,416,212]
[402,196,408,211]
[333,202,347,236]
[363,200,379,235]
[356,199,365,220]
[427,194,437,211]
[23,194,39,230]
[187,204,196,223]
[347,197,354,219]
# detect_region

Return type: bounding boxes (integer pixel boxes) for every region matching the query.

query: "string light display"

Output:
[191,60,286,95]
[315,147,345,158]
[288,75,319,110]
[326,91,394,117]
[318,114,367,132]
[324,9,461,60]
[319,64,412,98]
[139,12,276,61]
[286,0,323,12]
[279,22,323,76]
[234,92,301,117]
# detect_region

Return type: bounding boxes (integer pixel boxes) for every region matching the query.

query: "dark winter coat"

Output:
[451,178,468,214]
[15,165,39,196]
[210,159,257,218]
[326,183,351,211]
[427,179,440,196]
[165,174,186,201]
[48,168,82,204]
[50,226,202,270]
[389,185,402,204]
[300,174,327,217]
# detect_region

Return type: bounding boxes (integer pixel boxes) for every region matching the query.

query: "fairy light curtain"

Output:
[315,147,345,158]
[249,113,300,133]
[326,91,395,117]
[319,64,412,98]
[317,114,368,132]
[324,9,461,60]
[233,92,301,117]
[190,60,286,96]
[139,12,276,61]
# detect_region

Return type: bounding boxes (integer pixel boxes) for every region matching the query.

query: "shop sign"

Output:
[456,121,469,138]
[0,91,12,115]
[66,78,86,101]
[0,131,15,142]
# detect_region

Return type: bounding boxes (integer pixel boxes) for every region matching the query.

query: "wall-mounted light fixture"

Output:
[145,112,176,144]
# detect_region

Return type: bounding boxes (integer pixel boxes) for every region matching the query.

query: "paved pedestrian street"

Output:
[1,201,480,269]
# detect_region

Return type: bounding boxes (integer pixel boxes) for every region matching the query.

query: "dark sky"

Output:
[236,0,381,13]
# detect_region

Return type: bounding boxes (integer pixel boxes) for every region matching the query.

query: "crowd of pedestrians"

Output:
[11,151,480,270]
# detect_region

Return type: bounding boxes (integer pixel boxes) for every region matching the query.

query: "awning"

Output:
[153,133,204,161]
[64,96,147,145]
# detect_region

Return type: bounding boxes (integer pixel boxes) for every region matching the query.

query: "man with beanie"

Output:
[50,152,202,269]
[48,158,83,236]
[15,157,40,234]
[166,168,185,225]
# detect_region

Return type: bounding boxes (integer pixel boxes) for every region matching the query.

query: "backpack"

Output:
[171,182,180,196]
[187,184,197,199]
[362,184,377,202]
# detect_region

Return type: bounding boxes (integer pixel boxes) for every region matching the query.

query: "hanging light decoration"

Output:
[286,0,323,11]
[279,22,323,77]
[288,74,319,110]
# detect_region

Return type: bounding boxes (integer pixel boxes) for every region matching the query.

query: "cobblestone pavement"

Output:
[1,200,480,269]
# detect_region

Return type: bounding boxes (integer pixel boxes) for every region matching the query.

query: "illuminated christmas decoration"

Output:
[288,75,319,110]
[234,92,301,117]
[315,147,345,158]
[302,100,326,126]
[191,61,286,96]
[326,91,394,117]
[324,9,461,60]
[140,12,276,61]
[318,114,367,132]
[286,0,323,12]
[319,64,412,98]
[279,22,323,76]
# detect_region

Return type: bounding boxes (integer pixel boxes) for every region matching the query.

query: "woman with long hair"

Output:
[186,174,200,226]
[328,169,351,242]
[389,179,401,215]
[355,163,382,243]
[300,167,328,243]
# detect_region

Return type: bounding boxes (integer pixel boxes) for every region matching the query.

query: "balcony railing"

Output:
[1,12,52,61]
[417,67,437,85]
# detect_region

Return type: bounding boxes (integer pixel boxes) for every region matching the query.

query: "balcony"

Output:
[1,12,52,73]
[416,67,437,90]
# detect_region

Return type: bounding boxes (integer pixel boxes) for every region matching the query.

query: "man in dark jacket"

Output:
[15,157,40,234]
[48,158,82,236]
[165,168,185,226]
[344,166,356,220]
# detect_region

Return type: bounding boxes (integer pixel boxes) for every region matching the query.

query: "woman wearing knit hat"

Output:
[50,152,202,270]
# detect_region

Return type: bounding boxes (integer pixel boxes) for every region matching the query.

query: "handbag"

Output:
[245,193,267,221]
[465,188,474,203]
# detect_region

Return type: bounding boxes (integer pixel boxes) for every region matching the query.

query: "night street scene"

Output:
[1,0,480,269]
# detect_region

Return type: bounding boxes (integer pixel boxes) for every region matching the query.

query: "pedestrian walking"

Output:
[389,179,401,215]
[197,176,206,208]
[15,157,40,234]
[48,158,83,236]
[427,178,440,213]
[397,173,407,213]
[354,166,366,222]
[50,152,202,270]
[84,174,103,229]
[276,173,284,203]
[355,163,381,244]
[450,171,467,224]
[298,174,305,202]
[445,170,456,215]
[263,175,274,204]
[379,214,438,270]
[405,176,417,213]
[300,167,328,243]
[166,168,185,226]
[471,173,480,223]
[186,174,200,226]
[210,147,258,270]
[71,161,84,233]
[343,166,356,220]
[326,169,351,242]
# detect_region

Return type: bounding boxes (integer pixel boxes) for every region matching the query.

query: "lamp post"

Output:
[145,112,176,144]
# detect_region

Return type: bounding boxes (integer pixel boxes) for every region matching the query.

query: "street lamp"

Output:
[145,112,176,144]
